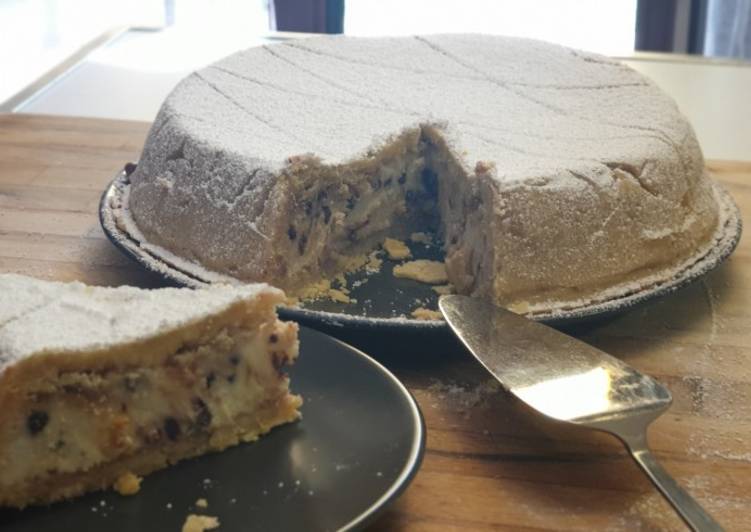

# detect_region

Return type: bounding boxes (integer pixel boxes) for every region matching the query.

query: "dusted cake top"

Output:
[139,34,698,188]
[0,274,280,370]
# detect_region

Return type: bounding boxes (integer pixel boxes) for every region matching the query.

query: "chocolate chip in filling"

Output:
[163,417,181,441]
[27,410,49,436]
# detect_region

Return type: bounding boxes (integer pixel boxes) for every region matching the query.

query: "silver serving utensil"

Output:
[439,295,723,532]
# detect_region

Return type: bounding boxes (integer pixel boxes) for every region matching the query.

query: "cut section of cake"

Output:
[0,274,301,508]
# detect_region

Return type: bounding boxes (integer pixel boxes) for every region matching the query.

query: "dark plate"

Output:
[0,327,425,532]
[101,168,742,331]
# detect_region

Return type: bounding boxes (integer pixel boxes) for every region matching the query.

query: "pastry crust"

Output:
[126,34,720,310]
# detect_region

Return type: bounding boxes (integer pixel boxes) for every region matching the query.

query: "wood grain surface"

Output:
[1,114,750,531]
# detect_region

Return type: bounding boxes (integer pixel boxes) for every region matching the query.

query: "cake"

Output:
[0,274,301,508]
[123,34,722,312]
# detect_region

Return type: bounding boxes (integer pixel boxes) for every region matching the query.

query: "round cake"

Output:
[125,34,723,313]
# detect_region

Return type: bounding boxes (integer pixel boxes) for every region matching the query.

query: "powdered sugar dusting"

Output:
[524,183,740,320]
[426,379,502,411]
[0,274,281,374]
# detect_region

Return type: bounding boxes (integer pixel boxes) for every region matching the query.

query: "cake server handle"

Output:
[621,431,724,532]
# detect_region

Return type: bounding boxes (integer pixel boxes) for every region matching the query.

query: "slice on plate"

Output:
[0,274,301,508]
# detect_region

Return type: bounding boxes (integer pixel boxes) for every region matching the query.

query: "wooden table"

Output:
[1,114,750,531]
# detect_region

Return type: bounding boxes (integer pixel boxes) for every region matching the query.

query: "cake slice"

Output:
[0,274,301,508]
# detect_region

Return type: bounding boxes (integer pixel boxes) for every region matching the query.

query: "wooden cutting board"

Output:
[1,114,750,531]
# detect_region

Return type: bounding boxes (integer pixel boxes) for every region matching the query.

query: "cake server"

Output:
[439,295,723,532]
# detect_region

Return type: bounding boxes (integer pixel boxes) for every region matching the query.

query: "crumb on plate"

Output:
[113,472,141,496]
[383,238,411,260]
[411,307,444,321]
[409,232,432,245]
[328,288,351,304]
[182,514,220,532]
[432,284,454,295]
[297,279,352,304]
[393,260,448,284]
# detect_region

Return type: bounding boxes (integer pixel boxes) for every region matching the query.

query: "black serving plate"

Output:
[0,327,425,532]
[101,167,742,331]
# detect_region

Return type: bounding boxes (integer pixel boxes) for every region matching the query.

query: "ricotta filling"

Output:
[281,126,484,295]
[282,130,432,282]
[2,326,296,488]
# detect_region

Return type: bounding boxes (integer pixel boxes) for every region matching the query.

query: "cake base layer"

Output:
[0,398,300,508]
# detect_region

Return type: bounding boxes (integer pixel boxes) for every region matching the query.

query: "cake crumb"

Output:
[328,288,351,304]
[507,300,531,314]
[393,260,448,284]
[334,251,374,276]
[364,250,383,273]
[411,307,444,321]
[182,514,220,532]
[432,284,454,295]
[297,279,333,300]
[113,472,141,496]
[409,232,432,245]
[383,238,411,260]
[195,498,208,509]
[298,279,352,304]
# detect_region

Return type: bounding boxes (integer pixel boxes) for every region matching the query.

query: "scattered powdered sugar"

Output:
[426,379,502,411]
[687,428,751,464]
[684,475,749,513]
[89,499,114,518]
[606,492,683,531]
[608,475,747,530]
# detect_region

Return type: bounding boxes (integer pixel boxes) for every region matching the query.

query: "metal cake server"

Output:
[439,295,723,532]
